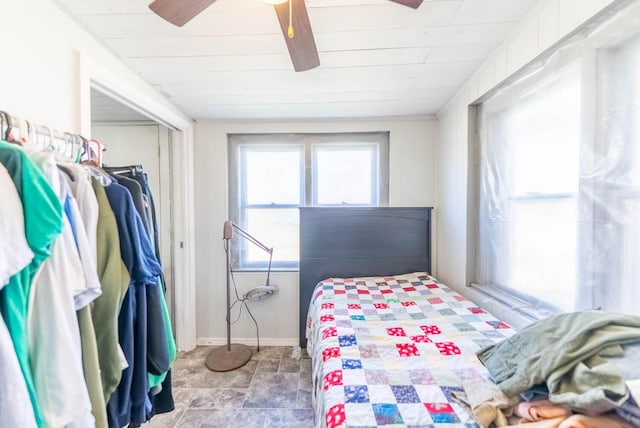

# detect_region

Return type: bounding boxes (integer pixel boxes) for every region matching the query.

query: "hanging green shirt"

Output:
[91,178,131,401]
[0,140,63,428]
[148,276,177,389]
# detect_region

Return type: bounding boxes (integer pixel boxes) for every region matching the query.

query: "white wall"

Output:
[0,0,186,134]
[194,118,438,345]
[1,0,197,349]
[435,0,619,326]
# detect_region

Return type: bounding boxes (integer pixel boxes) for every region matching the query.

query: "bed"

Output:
[299,207,517,427]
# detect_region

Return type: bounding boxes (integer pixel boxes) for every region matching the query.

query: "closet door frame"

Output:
[77,50,197,351]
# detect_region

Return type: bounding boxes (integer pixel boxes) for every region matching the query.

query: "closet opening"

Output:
[84,75,196,351]
[90,87,176,332]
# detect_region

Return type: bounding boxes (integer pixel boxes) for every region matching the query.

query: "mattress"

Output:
[306,272,516,428]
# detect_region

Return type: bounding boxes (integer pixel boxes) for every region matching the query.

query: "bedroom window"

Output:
[475,13,640,316]
[228,132,389,270]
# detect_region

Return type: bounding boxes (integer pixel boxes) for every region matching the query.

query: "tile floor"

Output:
[145,346,314,428]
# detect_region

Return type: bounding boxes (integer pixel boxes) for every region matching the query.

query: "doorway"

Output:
[86,81,196,350]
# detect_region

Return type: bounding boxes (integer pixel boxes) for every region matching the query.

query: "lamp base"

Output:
[205,343,252,372]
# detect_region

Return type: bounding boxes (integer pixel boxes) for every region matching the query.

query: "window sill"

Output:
[231,268,299,274]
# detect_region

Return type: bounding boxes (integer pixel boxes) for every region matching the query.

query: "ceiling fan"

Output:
[148,0,423,72]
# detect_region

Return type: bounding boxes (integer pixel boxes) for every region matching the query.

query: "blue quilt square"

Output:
[346,285,357,290]
[342,359,363,370]
[339,334,357,347]
[345,385,370,403]
[351,315,365,321]
[410,313,426,320]
[438,308,456,316]
[372,403,404,425]
[431,413,460,423]
[391,385,421,403]
[323,285,334,290]
[440,386,464,402]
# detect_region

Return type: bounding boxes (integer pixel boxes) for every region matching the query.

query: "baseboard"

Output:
[196,337,300,347]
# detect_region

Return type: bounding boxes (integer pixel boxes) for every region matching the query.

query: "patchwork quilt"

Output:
[306,272,516,428]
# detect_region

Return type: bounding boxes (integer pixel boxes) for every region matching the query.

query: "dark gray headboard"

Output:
[299,207,432,347]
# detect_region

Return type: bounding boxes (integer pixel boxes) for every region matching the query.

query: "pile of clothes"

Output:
[458,311,640,428]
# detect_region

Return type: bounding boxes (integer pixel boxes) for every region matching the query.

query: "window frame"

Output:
[228,132,389,271]
[472,3,640,318]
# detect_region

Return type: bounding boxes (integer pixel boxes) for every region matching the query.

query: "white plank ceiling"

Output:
[56,0,537,120]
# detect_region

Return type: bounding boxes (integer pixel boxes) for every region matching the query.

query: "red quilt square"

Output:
[469,307,486,314]
[322,327,338,340]
[402,287,417,292]
[386,327,407,336]
[380,289,393,294]
[357,289,370,295]
[426,284,439,289]
[396,343,420,357]
[435,342,461,356]
[427,297,444,304]
[347,304,362,310]
[320,314,335,323]
[420,325,442,335]
[326,404,346,428]
[374,303,389,309]
[425,403,455,413]
[334,289,346,294]
[321,303,334,310]
[323,370,343,390]
[401,301,417,307]
[322,347,340,362]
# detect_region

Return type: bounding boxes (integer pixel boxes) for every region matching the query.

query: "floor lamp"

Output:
[205,220,274,372]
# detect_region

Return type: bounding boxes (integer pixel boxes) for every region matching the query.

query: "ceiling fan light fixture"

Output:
[262,0,288,4]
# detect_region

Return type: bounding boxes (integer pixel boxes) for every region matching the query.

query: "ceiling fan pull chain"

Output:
[288,0,294,38]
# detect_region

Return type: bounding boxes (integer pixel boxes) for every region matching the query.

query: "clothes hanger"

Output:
[78,135,112,186]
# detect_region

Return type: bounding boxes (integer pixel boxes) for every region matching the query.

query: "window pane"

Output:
[244,148,302,205]
[315,146,374,205]
[245,208,299,264]
[508,78,581,196]
[511,198,577,310]
[478,67,581,311]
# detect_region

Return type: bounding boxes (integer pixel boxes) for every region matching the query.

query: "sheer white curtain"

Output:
[475,2,640,316]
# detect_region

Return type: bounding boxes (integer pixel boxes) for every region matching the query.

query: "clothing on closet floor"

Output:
[0,140,63,427]
[0,163,38,428]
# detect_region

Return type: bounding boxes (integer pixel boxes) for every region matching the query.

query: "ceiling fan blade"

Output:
[274,0,320,72]
[149,0,217,27]
[389,0,423,8]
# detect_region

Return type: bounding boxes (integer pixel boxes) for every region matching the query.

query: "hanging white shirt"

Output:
[59,163,99,263]
[30,153,102,308]
[0,164,38,428]
[27,152,94,427]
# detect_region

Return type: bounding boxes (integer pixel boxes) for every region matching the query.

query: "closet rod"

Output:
[0,110,106,162]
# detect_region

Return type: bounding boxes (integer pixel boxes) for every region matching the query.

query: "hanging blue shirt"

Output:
[104,181,162,427]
